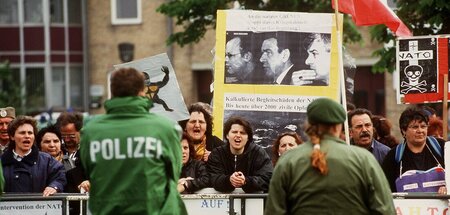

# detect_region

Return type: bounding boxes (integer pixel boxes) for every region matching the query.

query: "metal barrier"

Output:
[228,193,267,215]
[0,192,449,215]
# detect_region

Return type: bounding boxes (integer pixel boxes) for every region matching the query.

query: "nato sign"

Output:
[396,35,450,104]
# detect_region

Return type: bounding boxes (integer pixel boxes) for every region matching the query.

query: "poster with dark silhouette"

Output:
[114,53,189,121]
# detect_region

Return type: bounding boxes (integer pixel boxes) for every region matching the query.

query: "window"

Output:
[68,0,82,24]
[24,0,43,23]
[111,0,141,25]
[195,70,213,104]
[0,0,18,24]
[50,0,64,23]
[51,67,66,107]
[25,68,45,112]
[70,66,84,107]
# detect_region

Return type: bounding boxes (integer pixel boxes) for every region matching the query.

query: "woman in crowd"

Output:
[185,103,223,162]
[207,116,272,193]
[36,124,64,160]
[1,116,66,196]
[371,115,399,148]
[382,107,446,193]
[271,131,302,166]
[178,132,209,194]
[427,117,444,139]
[265,98,394,214]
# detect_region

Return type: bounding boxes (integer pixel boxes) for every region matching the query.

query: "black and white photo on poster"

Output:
[398,37,438,95]
[224,31,331,86]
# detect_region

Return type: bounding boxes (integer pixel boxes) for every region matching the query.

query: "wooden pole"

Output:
[443,74,448,140]
[333,0,350,145]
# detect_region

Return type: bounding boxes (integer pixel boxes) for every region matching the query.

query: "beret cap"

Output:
[307,98,346,124]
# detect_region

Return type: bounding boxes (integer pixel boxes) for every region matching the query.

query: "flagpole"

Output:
[334,0,350,145]
[443,74,448,140]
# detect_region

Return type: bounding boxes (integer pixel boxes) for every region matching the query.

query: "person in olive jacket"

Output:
[265,98,395,214]
[207,116,273,193]
[80,67,187,215]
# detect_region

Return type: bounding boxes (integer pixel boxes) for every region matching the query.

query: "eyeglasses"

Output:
[407,125,428,131]
[61,134,77,139]
[225,52,241,58]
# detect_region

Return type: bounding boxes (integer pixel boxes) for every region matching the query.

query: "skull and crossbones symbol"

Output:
[401,64,427,94]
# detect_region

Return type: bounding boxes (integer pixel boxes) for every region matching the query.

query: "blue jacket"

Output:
[1,145,66,193]
[371,139,391,165]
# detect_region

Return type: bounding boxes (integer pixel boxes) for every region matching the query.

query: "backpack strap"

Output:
[427,136,442,158]
[395,142,406,163]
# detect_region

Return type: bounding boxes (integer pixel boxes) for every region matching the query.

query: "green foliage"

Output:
[371,0,450,73]
[0,61,23,114]
[157,0,450,73]
[157,0,362,47]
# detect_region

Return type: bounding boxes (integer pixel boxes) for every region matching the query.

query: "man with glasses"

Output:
[348,108,390,164]
[0,107,15,155]
[225,35,257,84]
[56,112,89,215]
[382,107,446,193]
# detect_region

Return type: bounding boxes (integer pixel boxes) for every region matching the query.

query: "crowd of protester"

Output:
[0,67,447,214]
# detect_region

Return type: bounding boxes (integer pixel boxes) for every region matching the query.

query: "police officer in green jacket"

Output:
[80,67,187,215]
[265,98,395,214]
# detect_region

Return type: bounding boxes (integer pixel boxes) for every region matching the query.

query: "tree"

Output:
[157,0,450,73]
[0,61,22,114]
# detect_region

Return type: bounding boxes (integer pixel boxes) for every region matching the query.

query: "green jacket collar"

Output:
[322,134,346,145]
[104,96,153,114]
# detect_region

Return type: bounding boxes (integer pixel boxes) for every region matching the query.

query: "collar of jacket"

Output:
[1,145,39,166]
[322,134,346,145]
[104,96,153,114]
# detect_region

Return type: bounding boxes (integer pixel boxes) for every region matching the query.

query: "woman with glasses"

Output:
[382,107,446,193]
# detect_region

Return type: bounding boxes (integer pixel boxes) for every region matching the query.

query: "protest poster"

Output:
[0,200,62,215]
[213,10,342,149]
[396,35,450,104]
[114,53,189,122]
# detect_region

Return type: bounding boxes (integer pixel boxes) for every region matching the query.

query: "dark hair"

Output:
[347,108,373,127]
[181,131,196,159]
[7,115,38,150]
[399,107,428,136]
[422,105,436,119]
[56,112,84,131]
[261,32,295,55]
[304,33,331,52]
[36,124,62,150]
[346,102,356,112]
[188,103,213,137]
[223,116,253,144]
[272,132,302,166]
[110,67,145,97]
[371,115,398,148]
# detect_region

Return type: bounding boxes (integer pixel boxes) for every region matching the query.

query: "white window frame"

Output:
[111,0,141,25]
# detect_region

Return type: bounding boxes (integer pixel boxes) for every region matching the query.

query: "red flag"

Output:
[332,0,412,37]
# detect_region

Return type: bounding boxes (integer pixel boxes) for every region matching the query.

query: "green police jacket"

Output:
[265,134,395,215]
[80,96,187,215]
